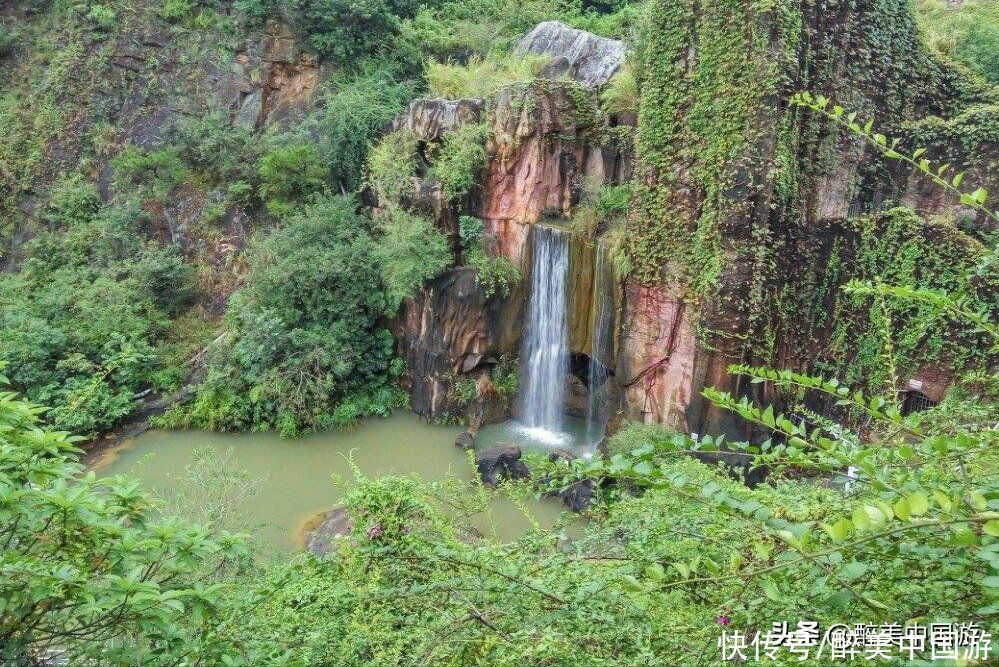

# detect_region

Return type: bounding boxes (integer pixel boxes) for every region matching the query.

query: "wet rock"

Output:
[475,443,531,487]
[518,21,625,87]
[303,507,353,557]
[455,430,475,450]
[543,449,596,512]
[391,98,485,142]
[393,267,525,420]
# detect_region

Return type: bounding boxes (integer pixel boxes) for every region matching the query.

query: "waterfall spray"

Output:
[520,226,570,439]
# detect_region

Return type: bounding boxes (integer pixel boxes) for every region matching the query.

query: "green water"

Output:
[94,412,571,552]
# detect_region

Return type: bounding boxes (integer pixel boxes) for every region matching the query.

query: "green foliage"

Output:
[316,63,416,193]
[467,247,521,299]
[112,146,189,200]
[293,0,425,65]
[916,0,999,84]
[0,372,246,664]
[175,110,260,185]
[429,122,490,201]
[367,129,418,203]
[459,215,522,298]
[86,4,118,31]
[425,53,548,99]
[0,192,195,435]
[171,196,404,436]
[374,207,452,312]
[600,61,637,116]
[161,0,195,22]
[257,142,327,217]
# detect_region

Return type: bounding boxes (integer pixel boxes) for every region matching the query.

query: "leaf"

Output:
[644,563,666,581]
[952,172,965,188]
[982,576,999,588]
[912,147,926,159]
[893,497,911,522]
[908,492,929,516]
[985,520,999,537]
[827,589,853,607]
[762,578,783,602]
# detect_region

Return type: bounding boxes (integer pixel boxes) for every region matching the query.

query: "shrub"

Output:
[600,62,637,116]
[174,110,259,184]
[160,0,195,21]
[315,62,416,193]
[429,121,490,201]
[917,0,999,84]
[467,247,520,299]
[424,53,548,99]
[111,145,188,199]
[175,196,402,435]
[257,142,326,216]
[86,4,117,31]
[293,0,423,65]
[374,207,452,312]
[367,129,418,204]
[0,199,194,435]
[0,375,246,665]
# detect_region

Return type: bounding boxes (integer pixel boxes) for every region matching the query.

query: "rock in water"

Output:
[475,444,531,487]
[455,430,475,450]
[517,21,626,87]
[544,449,596,512]
[303,507,353,557]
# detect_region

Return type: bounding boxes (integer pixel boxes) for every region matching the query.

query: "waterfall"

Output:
[520,226,570,436]
[585,239,613,445]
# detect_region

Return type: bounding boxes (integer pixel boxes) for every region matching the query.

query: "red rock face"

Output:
[393,268,525,419]
[617,282,699,429]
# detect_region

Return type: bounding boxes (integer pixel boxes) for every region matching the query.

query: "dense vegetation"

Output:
[0,0,996,664]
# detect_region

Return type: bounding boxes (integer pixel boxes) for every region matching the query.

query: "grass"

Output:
[424,52,549,99]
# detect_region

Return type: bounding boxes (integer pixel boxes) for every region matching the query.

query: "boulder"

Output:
[303,507,353,557]
[517,21,625,87]
[475,443,531,487]
[455,430,475,450]
[543,449,596,512]
[391,98,485,142]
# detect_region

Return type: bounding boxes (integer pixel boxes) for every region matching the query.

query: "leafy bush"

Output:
[160,0,195,22]
[601,61,637,116]
[0,372,246,665]
[257,142,326,216]
[459,215,521,298]
[172,196,404,436]
[429,122,490,201]
[111,145,188,200]
[467,247,520,298]
[917,0,999,84]
[0,196,195,435]
[316,63,416,193]
[174,110,260,184]
[86,4,117,31]
[293,0,424,65]
[424,53,548,99]
[374,207,452,312]
[367,129,418,203]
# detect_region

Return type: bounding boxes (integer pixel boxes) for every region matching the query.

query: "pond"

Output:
[93,412,594,552]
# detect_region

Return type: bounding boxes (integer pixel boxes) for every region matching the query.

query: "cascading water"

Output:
[519,225,570,440]
[585,239,613,445]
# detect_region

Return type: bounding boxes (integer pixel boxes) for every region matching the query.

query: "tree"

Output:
[0,364,246,664]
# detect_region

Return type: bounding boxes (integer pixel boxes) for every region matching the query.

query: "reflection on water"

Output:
[93,412,568,552]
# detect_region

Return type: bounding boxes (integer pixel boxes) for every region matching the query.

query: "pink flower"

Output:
[716,615,731,626]
[365,523,383,540]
